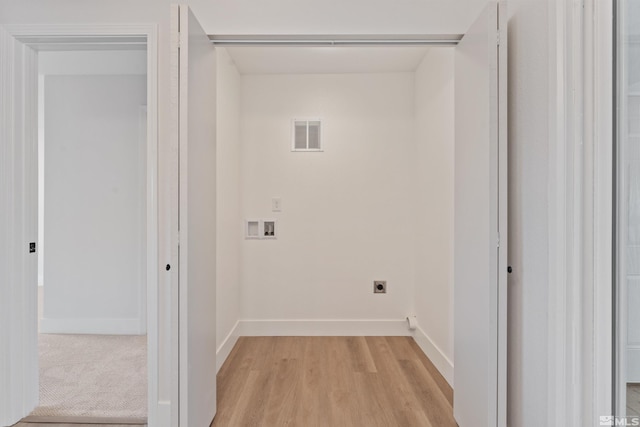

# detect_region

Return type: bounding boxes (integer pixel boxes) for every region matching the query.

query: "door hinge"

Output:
[173,31,181,49]
[496,32,500,46]
[497,233,501,248]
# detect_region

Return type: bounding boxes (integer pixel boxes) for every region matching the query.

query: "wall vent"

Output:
[292,119,322,151]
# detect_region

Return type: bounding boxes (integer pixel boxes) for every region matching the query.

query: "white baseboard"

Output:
[238,319,411,337]
[412,325,454,386]
[40,317,144,335]
[216,320,240,373]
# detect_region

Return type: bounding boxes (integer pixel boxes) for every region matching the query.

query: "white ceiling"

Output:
[224,46,435,75]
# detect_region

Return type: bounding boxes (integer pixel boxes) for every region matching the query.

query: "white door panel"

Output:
[0,27,39,427]
[172,5,218,426]
[453,2,507,426]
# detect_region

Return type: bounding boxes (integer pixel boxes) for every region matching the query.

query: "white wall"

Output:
[37,50,148,289]
[412,49,455,383]
[215,47,242,370]
[41,74,147,335]
[240,72,415,330]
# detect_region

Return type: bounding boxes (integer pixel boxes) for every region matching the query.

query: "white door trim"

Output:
[547,0,587,423]
[589,0,613,422]
[614,0,629,416]
[497,4,508,425]
[577,0,614,422]
[0,23,162,427]
[547,0,614,424]
[546,0,568,423]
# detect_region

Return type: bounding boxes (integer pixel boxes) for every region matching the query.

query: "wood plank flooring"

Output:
[14,336,454,427]
[628,384,640,416]
[212,336,455,427]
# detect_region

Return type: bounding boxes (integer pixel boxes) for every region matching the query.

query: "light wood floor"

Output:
[628,384,640,416]
[14,336,454,427]
[212,336,455,427]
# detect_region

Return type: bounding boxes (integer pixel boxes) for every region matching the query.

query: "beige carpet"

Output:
[30,288,147,420]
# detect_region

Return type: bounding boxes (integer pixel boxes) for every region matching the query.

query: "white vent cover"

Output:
[292,119,322,151]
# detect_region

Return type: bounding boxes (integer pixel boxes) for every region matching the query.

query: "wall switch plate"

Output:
[374,280,386,293]
[272,198,282,212]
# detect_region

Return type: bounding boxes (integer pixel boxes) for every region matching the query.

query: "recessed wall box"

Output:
[263,219,277,239]
[246,220,260,239]
[374,280,387,294]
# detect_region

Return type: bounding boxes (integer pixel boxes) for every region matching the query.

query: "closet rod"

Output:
[208,34,462,46]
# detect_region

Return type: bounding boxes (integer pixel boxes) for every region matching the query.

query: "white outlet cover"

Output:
[272,198,282,212]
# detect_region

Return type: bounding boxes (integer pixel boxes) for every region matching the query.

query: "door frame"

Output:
[589,0,613,421]
[612,0,635,418]
[546,0,613,423]
[0,23,160,426]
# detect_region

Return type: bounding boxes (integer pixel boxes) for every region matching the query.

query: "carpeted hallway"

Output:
[25,288,147,423]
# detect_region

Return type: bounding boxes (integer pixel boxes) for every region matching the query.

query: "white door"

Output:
[172,5,218,426]
[453,2,507,426]
[0,27,39,427]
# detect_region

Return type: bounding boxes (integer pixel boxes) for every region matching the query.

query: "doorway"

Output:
[173,1,506,424]
[0,25,160,427]
[29,48,148,422]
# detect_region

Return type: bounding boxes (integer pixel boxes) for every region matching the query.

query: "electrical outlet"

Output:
[373,280,386,294]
